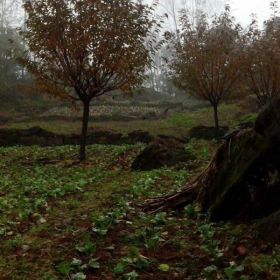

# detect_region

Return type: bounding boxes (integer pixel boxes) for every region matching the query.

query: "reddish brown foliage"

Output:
[170,7,244,129]
[20,0,161,159]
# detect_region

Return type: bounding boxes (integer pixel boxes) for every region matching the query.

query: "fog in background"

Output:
[231,0,272,26]
[0,0,278,100]
[0,0,275,29]
[144,0,273,28]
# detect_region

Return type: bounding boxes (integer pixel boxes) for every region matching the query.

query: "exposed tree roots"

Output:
[144,98,280,221]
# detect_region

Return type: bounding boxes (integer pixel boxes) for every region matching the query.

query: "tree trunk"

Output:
[144,98,280,220]
[213,104,219,131]
[79,101,90,161]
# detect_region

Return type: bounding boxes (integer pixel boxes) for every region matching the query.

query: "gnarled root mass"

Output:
[144,98,280,222]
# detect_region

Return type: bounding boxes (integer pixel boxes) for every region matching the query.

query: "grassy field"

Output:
[0,140,279,280]
[5,103,248,138]
[0,101,269,280]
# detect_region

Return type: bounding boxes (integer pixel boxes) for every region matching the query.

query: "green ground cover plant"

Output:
[0,142,278,279]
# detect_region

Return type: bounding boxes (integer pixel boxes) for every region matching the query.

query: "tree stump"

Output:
[144,98,280,221]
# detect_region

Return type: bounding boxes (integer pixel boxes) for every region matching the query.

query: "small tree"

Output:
[20,0,160,160]
[170,7,243,129]
[244,15,280,106]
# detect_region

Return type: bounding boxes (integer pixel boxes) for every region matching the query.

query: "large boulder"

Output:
[131,136,192,171]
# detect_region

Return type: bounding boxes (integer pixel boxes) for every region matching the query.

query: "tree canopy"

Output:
[169,7,244,129]
[20,0,161,160]
[244,15,280,106]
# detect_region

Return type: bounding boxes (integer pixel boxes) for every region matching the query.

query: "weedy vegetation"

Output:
[1,0,280,279]
[0,139,279,279]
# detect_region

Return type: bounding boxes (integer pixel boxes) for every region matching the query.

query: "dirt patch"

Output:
[125,130,154,144]
[188,126,228,140]
[131,136,193,171]
[0,127,156,147]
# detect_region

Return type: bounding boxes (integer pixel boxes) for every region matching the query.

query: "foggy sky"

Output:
[230,0,272,26]
[8,0,276,28]
[149,0,274,27]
